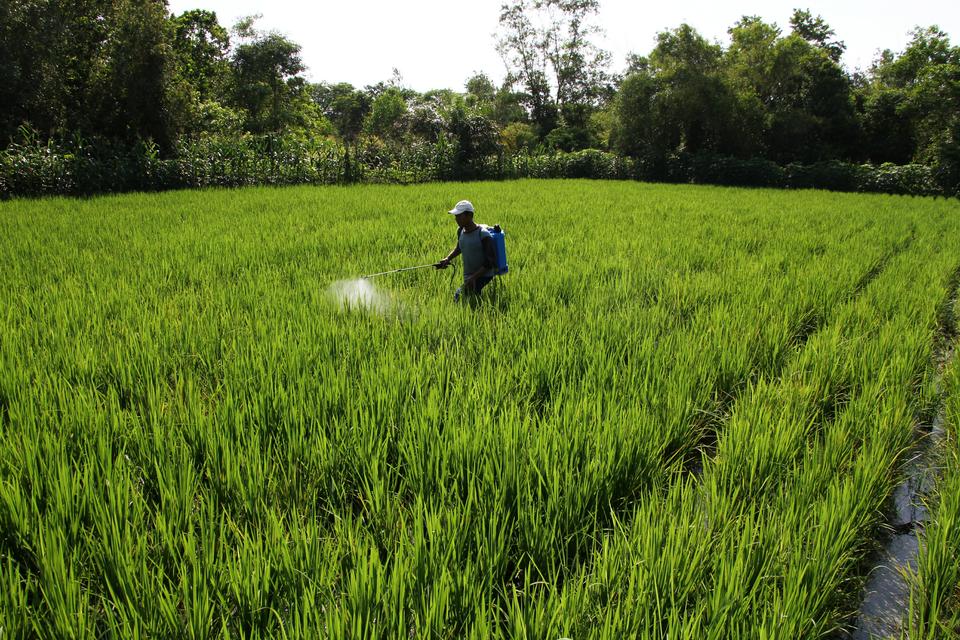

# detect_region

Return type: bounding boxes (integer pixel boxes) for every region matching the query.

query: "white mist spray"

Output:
[328,278,393,313]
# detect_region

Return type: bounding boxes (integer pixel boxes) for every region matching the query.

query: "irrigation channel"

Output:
[850,331,956,636]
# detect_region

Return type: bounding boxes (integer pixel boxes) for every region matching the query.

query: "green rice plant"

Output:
[1,181,960,637]
[513,205,959,638]
[906,326,960,639]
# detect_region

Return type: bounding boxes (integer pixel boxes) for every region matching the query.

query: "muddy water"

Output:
[850,409,946,639]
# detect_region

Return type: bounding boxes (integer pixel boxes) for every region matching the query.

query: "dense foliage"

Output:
[1,181,959,637]
[1,1,958,197]
[1,134,949,198]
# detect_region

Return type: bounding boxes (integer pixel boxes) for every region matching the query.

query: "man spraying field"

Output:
[358,199,506,302]
[435,200,499,302]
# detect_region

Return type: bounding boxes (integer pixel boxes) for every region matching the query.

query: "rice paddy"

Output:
[1,180,959,638]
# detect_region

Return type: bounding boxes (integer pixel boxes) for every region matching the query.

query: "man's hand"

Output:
[435,258,450,269]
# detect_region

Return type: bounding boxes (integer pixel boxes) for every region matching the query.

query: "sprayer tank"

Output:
[489,225,508,275]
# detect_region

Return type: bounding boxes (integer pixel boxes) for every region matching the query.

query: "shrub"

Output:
[500,122,538,155]
[784,160,867,192]
[860,163,938,196]
[690,155,786,188]
[0,132,954,199]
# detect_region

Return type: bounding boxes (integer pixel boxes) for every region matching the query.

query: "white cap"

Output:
[448,200,474,215]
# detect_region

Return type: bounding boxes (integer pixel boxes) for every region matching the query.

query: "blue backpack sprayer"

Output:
[489,225,509,275]
[361,225,508,279]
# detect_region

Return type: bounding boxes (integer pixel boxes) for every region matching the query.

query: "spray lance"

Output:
[361,263,444,279]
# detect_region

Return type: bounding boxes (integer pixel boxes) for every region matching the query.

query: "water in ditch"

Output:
[850,405,947,639]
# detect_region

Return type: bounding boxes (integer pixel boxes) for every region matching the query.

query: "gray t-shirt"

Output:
[458,226,494,281]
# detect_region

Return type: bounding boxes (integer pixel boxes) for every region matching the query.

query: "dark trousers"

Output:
[455,276,495,302]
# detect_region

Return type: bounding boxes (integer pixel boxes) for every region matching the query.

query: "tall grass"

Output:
[1,181,959,637]
[907,282,960,639]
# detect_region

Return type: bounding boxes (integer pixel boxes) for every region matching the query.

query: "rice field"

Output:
[908,346,960,639]
[1,180,959,638]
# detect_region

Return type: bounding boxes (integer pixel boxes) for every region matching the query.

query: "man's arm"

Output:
[435,243,461,269]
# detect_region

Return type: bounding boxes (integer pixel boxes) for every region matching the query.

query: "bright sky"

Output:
[167,0,959,92]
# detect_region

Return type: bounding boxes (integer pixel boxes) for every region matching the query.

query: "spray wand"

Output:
[361,263,442,279]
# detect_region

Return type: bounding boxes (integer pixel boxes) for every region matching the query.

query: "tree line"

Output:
[1,0,958,195]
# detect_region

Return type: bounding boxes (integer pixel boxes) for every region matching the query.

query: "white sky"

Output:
[167,0,959,92]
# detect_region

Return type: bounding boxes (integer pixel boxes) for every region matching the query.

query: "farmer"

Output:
[435,200,497,302]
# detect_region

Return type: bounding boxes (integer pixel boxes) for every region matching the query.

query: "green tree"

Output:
[84,0,190,150]
[496,0,554,136]
[864,27,960,190]
[723,16,780,155]
[443,99,500,177]
[406,97,444,142]
[1,0,200,149]
[541,0,610,107]
[229,17,307,133]
[610,71,658,158]
[547,103,600,150]
[492,81,528,126]
[857,88,914,163]
[725,16,857,163]
[873,26,957,89]
[313,82,370,144]
[0,0,112,142]
[500,121,538,153]
[647,24,737,155]
[465,73,496,115]
[767,36,858,162]
[170,9,230,102]
[496,0,610,141]
[789,9,845,63]
[365,87,408,140]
